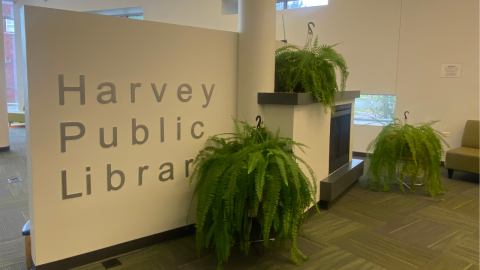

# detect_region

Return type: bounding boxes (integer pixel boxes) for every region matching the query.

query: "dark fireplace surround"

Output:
[329,104,352,174]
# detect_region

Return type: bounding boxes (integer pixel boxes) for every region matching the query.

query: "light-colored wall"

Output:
[352,124,382,153]
[275,0,402,95]
[23,6,238,265]
[394,0,479,150]
[13,0,238,112]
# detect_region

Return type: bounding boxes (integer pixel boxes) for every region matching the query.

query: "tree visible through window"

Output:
[354,95,396,125]
[276,0,328,10]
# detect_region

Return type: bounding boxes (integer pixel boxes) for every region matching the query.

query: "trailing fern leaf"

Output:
[190,118,319,269]
[275,36,349,113]
[366,119,449,197]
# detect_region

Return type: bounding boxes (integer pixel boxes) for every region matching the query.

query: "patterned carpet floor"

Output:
[0,127,478,270]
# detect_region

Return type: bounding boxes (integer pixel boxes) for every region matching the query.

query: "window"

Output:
[88,7,143,20]
[276,0,328,10]
[3,1,18,113]
[5,19,13,32]
[115,14,143,20]
[354,95,396,126]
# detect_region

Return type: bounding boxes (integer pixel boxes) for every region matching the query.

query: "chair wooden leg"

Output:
[448,169,454,179]
[25,235,31,269]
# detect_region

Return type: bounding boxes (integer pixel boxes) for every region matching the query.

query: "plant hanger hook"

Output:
[305,22,315,50]
[404,111,409,120]
[308,22,315,35]
[256,115,262,129]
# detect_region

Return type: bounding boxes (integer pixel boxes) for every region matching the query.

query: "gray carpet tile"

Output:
[0,210,26,242]
[0,238,25,268]
[0,262,27,270]
[0,181,12,199]
[0,128,29,270]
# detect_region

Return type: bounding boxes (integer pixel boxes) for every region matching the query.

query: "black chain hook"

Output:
[308,22,315,35]
[256,115,262,129]
[404,111,409,120]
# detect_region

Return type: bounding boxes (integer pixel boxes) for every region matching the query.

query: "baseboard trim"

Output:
[32,224,196,270]
[352,151,366,157]
[0,146,10,152]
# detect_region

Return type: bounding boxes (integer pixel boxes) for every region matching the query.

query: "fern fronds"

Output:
[189,118,318,269]
[366,119,448,197]
[275,36,349,113]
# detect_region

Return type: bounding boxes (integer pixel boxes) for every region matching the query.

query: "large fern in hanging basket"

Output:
[275,36,349,113]
[189,118,318,269]
[366,119,449,197]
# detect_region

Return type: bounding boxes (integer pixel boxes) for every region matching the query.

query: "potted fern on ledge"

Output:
[268,33,349,113]
[189,118,318,269]
[366,119,449,197]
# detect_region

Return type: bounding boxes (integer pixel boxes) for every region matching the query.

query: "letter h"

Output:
[59,75,85,105]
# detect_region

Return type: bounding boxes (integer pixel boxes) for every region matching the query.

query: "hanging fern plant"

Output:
[366,119,449,197]
[275,35,349,113]
[189,118,318,269]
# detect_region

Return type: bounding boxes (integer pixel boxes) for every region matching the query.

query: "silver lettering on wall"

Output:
[60,122,85,153]
[100,127,118,148]
[86,167,92,195]
[202,84,215,108]
[59,75,85,105]
[185,159,194,177]
[130,83,142,103]
[177,117,181,140]
[160,117,165,142]
[61,170,82,199]
[132,118,149,145]
[177,83,192,102]
[56,75,218,199]
[107,164,125,191]
[97,82,117,104]
[138,166,149,186]
[191,121,204,139]
[159,162,174,181]
[152,83,167,102]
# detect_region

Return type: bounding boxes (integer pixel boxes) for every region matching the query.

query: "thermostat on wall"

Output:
[441,63,462,78]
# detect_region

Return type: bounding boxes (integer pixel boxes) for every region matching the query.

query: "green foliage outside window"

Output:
[189,119,318,269]
[365,95,396,120]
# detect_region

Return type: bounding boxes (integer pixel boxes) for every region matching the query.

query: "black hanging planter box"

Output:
[257,92,316,105]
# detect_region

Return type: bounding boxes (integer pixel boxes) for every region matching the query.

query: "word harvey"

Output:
[58,75,215,107]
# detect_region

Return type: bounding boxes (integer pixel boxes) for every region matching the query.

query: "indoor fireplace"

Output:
[329,103,352,174]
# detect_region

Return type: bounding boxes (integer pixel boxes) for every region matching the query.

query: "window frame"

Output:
[5,18,14,33]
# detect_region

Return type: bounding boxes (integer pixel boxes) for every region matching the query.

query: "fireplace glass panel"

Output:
[329,104,352,174]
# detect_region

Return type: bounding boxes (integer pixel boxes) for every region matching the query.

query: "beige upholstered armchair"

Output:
[445,120,479,178]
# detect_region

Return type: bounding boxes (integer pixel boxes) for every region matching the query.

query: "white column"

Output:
[237,0,276,124]
[0,1,10,152]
